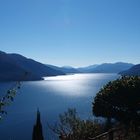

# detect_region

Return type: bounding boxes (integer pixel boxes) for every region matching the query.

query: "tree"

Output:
[0,82,21,120]
[32,109,44,140]
[92,76,140,127]
[50,108,104,140]
[0,72,28,120]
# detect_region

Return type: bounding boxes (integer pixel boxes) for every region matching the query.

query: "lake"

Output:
[0,73,119,140]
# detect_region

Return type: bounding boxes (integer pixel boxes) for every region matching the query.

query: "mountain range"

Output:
[46,65,80,74]
[0,51,65,81]
[0,50,139,81]
[81,62,134,73]
[48,62,134,74]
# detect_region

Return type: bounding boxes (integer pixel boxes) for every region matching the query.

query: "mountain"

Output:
[119,64,140,76]
[84,62,134,73]
[9,53,65,77]
[0,51,41,81]
[47,62,134,74]
[77,65,98,73]
[46,65,80,74]
[60,66,80,74]
[0,51,65,81]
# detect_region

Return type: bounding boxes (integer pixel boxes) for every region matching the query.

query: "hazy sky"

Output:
[0,0,140,67]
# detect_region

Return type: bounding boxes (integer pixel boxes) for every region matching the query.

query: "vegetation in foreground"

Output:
[49,76,140,140]
[49,108,105,140]
[1,76,140,140]
[0,82,21,120]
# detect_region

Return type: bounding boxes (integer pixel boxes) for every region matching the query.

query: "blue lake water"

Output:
[0,73,119,140]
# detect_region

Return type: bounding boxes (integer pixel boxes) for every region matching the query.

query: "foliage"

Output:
[0,82,21,119]
[92,76,140,126]
[32,109,44,140]
[50,108,104,140]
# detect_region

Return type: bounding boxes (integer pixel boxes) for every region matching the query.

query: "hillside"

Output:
[46,65,80,74]
[86,62,134,73]
[9,53,65,77]
[0,51,65,81]
[77,65,98,73]
[0,51,42,81]
[119,64,140,76]
[60,66,80,73]
[47,62,134,74]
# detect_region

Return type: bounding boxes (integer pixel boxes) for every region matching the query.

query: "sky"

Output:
[0,0,140,67]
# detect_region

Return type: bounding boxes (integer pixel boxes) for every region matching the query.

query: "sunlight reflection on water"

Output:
[0,73,119,140]
[41,73,118,97]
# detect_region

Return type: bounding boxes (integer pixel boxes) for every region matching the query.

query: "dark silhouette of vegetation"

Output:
[0,72,28,120]
[32,76,140,140]
[0,82,21,120]
[92,76,140,138]
[51,76,140,140]
[50,108,104,140]
[32,109,44,140]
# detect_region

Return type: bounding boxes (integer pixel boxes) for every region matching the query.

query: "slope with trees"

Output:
[0,51,65,81]
[50,108,104,140]
[92,76,140,124]
[119,64,140,76]
[88,62,134,73]
[92,76,140,138]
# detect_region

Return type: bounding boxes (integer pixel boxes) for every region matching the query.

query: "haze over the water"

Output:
[0,0,140,67]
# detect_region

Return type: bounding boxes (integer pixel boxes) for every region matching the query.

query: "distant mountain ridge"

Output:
[46,65,80,74]
[77,65,98,73]
[47,62,134,74]
[9,53,65,77]
[86,62,134,73]
[60,66,80,73]
[0,50,137,81]
[119,64,140,76]
[0,51,65,81]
